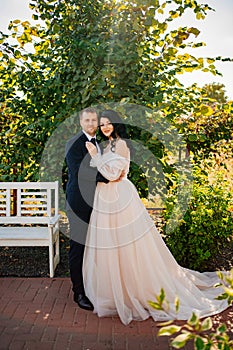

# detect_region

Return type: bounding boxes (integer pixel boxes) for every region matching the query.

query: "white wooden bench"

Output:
[0,181,60,277]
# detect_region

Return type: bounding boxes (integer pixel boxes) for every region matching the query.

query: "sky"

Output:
[0,0,232,100]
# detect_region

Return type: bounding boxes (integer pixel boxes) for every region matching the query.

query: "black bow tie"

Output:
[90,138,96,146]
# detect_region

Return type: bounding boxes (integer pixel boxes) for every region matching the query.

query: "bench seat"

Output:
[0,226,59,246]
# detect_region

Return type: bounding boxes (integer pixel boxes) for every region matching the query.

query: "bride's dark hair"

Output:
[98,109,133,152]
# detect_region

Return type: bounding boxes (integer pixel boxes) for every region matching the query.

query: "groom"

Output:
[65,107,108,311]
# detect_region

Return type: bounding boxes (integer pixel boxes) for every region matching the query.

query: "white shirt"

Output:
[82,130,100,153]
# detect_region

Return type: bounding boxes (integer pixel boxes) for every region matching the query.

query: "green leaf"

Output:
[194,336,205,350]
[200,104,213,116]
[217,324,227,333]
[158,325,181,336]
[187,27,200,37]
[148,301,164,310]
[158,288,166,303]
[198,134,207,142]
[188,134,198,141]
[157,320,174,327]
[200,317,212,331]
[188,312,199,326]
[175,296,180,313]
[171,332,193,348]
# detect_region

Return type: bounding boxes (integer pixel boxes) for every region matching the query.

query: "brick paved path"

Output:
[0,278,232,350]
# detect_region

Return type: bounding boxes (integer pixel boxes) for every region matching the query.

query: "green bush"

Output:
[164,166,233,271]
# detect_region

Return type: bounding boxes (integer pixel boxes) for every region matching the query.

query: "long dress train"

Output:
[83,140,229,325]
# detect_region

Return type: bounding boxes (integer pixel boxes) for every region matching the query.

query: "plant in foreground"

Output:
[149,269,233,349]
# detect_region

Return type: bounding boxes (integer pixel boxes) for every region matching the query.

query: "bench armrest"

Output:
[48,214,60,226]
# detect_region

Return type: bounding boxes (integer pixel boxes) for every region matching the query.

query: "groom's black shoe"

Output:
[74,293,94,311]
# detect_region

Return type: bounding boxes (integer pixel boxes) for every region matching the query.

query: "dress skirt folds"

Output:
[83,146,229,325]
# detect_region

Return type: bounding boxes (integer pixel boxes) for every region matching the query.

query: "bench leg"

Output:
[54,225,60,267]
[49,242,54,278]
[49,226,55,278]
[49,225,60,278]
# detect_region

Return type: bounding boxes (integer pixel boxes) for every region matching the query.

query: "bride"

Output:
[83,109,229,325]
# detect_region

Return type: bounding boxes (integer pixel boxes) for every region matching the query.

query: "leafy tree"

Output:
[202,82,228,103]
[0,0,225,184]
[175,83,233,159]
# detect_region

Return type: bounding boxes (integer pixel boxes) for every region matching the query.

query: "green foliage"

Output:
[175,87,233,159]
[164,165,233,270]
[202,83,228,103]
[216,269,233,306]
[151,270,233,349]
[148,288,179,313]
[0,0,228,184]
[159,314,233,350]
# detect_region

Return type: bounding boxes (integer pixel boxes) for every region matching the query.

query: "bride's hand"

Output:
[85,141,97,158]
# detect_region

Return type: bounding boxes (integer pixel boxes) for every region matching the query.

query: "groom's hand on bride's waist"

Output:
[112,170,126,182]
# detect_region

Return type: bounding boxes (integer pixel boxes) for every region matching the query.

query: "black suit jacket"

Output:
[65,131,108,224]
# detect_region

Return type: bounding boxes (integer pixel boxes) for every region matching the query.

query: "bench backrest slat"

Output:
[0,189,11,216]
[6,189,11,216]
[47,189,51,216]
[0,181,59,221]
[0,182,58,189]
[17,188,21,216]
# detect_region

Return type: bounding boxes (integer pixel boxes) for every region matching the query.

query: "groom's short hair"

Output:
[79,107,97,120]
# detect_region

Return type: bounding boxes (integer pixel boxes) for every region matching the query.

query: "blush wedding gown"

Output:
[83,139,229,325]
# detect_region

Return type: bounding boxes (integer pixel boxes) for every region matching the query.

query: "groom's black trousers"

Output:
[67,202,93,295]
[68,239,85,294]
